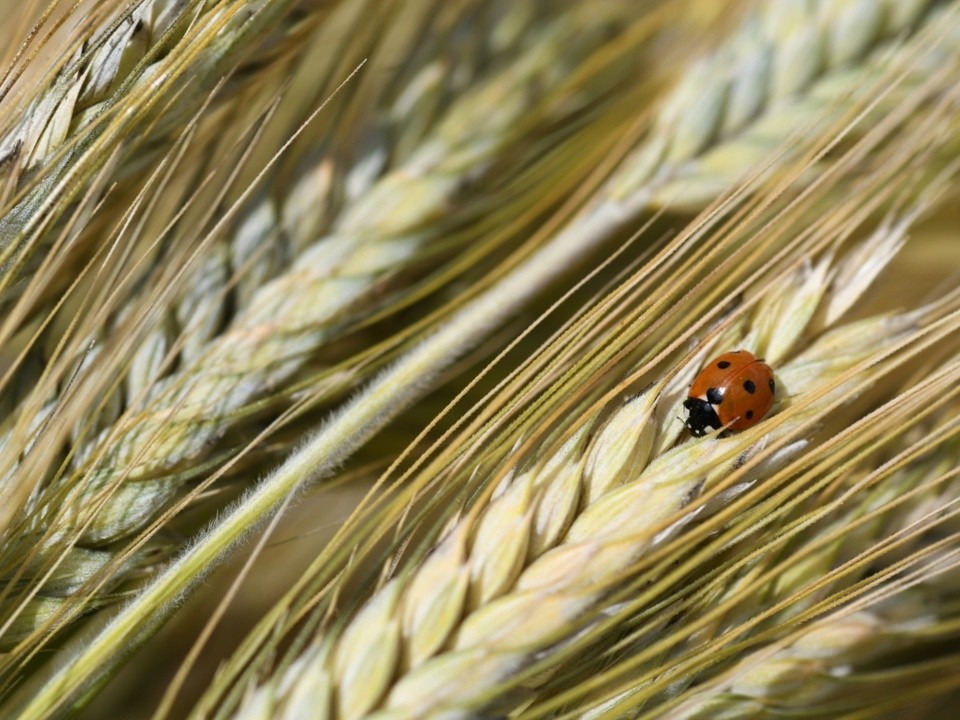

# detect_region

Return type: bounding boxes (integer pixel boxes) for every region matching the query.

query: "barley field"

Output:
[2,0,960,718]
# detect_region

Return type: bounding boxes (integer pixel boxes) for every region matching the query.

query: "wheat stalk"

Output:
[20,0,952,573]
[7,1,960,716]
[0,0,630,653]
[217,197,951,720]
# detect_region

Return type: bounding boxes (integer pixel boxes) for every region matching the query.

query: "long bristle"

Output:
[3,1,960,719]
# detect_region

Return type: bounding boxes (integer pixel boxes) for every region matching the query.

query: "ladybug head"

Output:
[683,397,722,437]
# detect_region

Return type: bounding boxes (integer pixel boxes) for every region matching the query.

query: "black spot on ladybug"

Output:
[707,387,724,404]
[717,360,731,369]
[769,378,776,394]
[746,410,754,420]
[743,379,756,394]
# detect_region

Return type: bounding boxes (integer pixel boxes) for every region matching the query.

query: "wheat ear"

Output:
[15,0,557,464]
[610,0,951,209]
[0,0,335,295]
[9,0,947,563]
[0,0,549,469]
[559,413,960,719]
[0,5,626,648]
[12,2,957,713]
[33,0,954,555]
[677,449,960,718]
[663,550,960,720]
[223,213,939,720]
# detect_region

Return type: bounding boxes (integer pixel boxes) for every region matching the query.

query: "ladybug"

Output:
[683,350,775,437]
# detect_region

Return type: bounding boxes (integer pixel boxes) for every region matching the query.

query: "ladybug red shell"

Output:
[683,350,775,437]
